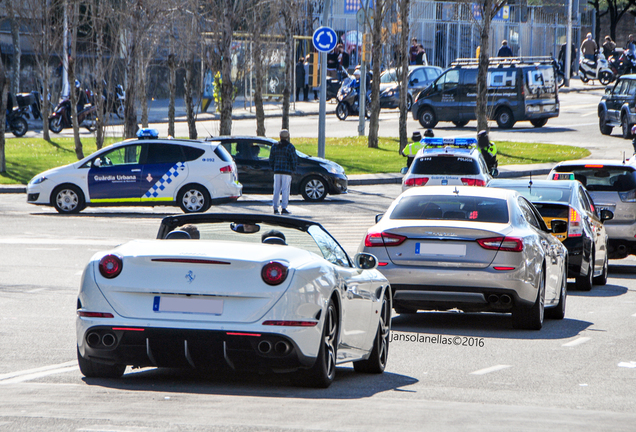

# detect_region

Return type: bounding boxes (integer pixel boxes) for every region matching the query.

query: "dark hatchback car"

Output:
[210,136,348,201]
[379,65,443,111]
[488,179,613,290]
[598,74,636,138]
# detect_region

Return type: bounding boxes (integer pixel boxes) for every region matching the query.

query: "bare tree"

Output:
[397,0,411,155]
[368,0,389,148]
[592,0,636,43]
[0,57,9,173]
[474,0,507,133]
[67,0,85,159]
[5,0,22,95]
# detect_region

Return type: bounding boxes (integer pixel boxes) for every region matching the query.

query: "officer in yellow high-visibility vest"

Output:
[402,129,435,168]
[477,130,498,173]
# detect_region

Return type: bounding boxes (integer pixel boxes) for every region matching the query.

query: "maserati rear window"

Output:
[391,195,509,223]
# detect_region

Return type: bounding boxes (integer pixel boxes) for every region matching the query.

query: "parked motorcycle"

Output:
[578,53,614,85]
[335,75,371,121]
[552,57,565,88]
[610,49,636,78]
[5,107,29,137]
[100,83,125,119]
[48,96,97,133]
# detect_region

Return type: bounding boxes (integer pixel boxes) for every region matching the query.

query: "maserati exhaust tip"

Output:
[499,295,512,305]
[258,340,272,354]
[487,294,500,304]
[274,341,291,355]
[86,332,101,347]
[101,333,116,348]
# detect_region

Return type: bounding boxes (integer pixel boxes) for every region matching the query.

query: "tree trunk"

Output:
[0,59,9,174]
[281,36,291,131]
[168,54,176,138]
[184,56,198,139]
[476,4,493,134]
[68,4,84,161]
[398,0,411,155]
[139,59,149,129]
[124,42,138,138]
[253,34,266,136]
[368,0,385,149]
[7,0,21,95]
[219,6,234,136]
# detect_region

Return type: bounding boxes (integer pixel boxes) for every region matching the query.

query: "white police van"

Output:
[26,129,242,214]
[401,137,493,192]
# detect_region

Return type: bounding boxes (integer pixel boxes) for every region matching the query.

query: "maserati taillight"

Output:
[461,178,486,186]
[364,232,407,247]
[477,236,523,252]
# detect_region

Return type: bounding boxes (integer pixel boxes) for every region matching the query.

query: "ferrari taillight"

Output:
[568,208,583,237]
[99,254,123,278]
[364,232,407,247]
[262,261,288,285]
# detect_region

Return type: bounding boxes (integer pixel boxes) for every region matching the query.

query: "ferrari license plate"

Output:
[153,296,223,315]
[415,242,466,257]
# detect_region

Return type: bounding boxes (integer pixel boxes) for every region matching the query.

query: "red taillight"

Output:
[77,311,114,318]
[584,164,604,168]
[219,165,233,173]
[261,261,288,285]
[378,262,389,266]
[364,232,407,247]
[568,207,583,237]
[404,177,429,187]
[461,178,486,186]
[99,254,123,278]
[112,327,144,331]
[477,236,523,252]
[227,332,262,336]
[262,320,318,326]
[493,266,516,271]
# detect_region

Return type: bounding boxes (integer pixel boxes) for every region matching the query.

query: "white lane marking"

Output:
[26,288,46,293]
[581,111,597,117]
[562,337,591,347]
[0,361,77,381]
[0,366,79,385]
[470,364,511,375]
[618,361,636,368]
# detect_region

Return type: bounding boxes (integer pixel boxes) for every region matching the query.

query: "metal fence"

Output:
[325,0,582,69]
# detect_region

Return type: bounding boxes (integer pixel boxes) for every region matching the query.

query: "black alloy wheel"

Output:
[302,299,338,388]
[354,289,391,373]
[576,254,594,291]
[512,270,545,330]
[546,264,567,320]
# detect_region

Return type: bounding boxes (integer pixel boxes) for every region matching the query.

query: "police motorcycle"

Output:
[5,93,29,137]
[578,52,614,85]
[335,71,371,121]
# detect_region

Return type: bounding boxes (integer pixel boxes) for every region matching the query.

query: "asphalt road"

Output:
[1,184,635,431]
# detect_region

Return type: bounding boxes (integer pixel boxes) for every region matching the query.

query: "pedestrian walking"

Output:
[497,40,513,57]
[602,36,616,59]
[295,57,305,101]
[270,129,297,215]
[303,54,311,101]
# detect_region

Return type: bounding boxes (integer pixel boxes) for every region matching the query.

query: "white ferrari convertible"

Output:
[76,213,391,387]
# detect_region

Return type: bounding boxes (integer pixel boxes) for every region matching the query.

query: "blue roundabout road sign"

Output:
[312,26,338,52]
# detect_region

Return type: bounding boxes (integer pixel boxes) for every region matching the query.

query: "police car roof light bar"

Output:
[423,137,477,148]
[137,128,159,139]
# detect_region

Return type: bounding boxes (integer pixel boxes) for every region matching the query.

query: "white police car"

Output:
[26,129,242,214]
[401,137,493,191]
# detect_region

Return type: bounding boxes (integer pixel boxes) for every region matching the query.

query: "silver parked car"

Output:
[359,186,569,330]
[548,160,636,259]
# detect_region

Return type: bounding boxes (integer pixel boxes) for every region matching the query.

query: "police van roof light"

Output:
[137,128,159,139]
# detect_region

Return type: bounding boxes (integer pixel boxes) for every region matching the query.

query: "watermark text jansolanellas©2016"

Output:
[390,332,485,348]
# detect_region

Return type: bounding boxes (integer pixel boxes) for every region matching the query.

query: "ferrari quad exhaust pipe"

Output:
[487,294,499,304]
[499,295,512,305]
[258,340,272,354]
[101,333,116,347]
[274,341,291,355]
[86,332,101,347]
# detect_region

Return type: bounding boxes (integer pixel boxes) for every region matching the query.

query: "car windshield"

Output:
[390,195,509,223]
[554,166,636,191]
[164,221,350,267]
[411,155,481,175]
[380,69,398,83]
[501,185,571,203]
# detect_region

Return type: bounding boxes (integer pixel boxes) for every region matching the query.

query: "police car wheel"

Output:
[495,107,515,129]
[418,108,437,128]
[52,185,85,214]
[178,185,211,213]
